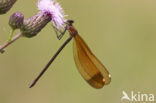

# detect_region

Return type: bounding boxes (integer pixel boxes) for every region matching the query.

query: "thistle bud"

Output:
[0,0,17,14]
[9,12,24,30]
[21,12,51,38]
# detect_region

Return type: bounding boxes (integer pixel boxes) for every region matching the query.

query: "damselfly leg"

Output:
[52,24,67,40]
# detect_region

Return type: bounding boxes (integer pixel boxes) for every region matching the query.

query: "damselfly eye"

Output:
[67,19,74,25]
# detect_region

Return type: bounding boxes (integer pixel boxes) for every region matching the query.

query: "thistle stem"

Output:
[8,29,15,42]
[0,32,22,53]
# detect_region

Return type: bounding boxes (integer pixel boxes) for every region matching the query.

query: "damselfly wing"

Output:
[73,34,111,88]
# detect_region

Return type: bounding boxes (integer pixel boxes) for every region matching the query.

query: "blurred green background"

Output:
[0,0,156,103]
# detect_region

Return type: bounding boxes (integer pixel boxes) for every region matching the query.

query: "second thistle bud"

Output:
[21,12,51,38]
[9,12,24,30]
[0,0,17,14]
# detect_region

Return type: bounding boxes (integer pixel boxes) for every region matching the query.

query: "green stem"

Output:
[8,29,14,42]
[0,32,22,54]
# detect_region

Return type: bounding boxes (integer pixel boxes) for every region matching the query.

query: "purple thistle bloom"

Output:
[38,0,67,31]
[20,0,67,38]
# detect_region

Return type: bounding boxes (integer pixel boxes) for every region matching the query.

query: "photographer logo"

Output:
[121,91,154,102]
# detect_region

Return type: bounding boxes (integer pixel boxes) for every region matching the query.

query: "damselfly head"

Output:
[66,19,74,26]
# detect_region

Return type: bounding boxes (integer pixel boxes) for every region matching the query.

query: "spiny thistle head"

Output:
[9,12,24,30]
[20,0,67,38]
[21,12,51,38]
[0,0,17,14]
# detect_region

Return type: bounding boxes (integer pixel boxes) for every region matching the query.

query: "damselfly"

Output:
[30,20,111,89]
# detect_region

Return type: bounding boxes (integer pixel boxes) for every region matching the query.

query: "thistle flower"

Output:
[8,12,24,41]
[21,12,51,38]
[9,12,24,30]
[0,0,17,14]
[21,0,67,38]
[38,0,67,30]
